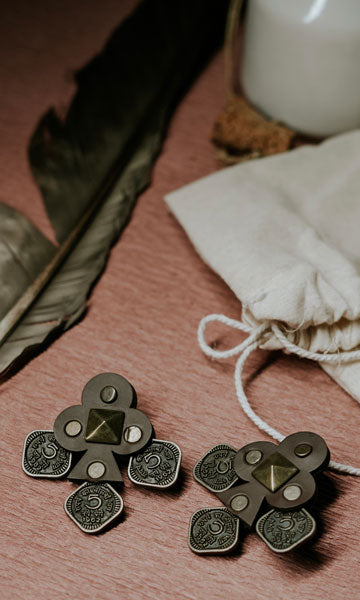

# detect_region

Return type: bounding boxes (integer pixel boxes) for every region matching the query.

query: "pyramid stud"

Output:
[85,409,124,444]
[252,452,298,492]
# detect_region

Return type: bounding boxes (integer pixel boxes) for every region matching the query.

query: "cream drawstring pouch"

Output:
[165,130,360,405]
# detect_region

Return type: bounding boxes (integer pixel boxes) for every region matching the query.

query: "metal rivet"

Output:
[124,426,142,443]
[100,385,118,403]
[245,449,263,465]
[230,494,249,512]
[64,420,82,437]
[294,443,312,458]
[87,461,106,479]
[283,484,302,501]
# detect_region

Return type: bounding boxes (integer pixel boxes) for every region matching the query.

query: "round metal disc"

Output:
[124,425,142,443]
[230,494,249,512]
[87,461,106,479]
[65,420,82,437]
[294,443,312,458]
[100,386,118,404]
[283,484,302,501]
[245,449,263,465]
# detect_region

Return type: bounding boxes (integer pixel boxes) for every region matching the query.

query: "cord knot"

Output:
[197,313,360,476]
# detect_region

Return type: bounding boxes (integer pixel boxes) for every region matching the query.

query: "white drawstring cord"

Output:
[272,323,360,364]
[198,313,360,476]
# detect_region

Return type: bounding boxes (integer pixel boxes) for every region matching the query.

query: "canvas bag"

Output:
[165,131,360,409]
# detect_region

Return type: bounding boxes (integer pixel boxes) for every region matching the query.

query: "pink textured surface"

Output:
[0,2,359,599]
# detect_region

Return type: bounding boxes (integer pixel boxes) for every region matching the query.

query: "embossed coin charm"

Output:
[189,432,329,555]
[65,482,123,533]
[193,444,238,492]
[256,508,316,553]
[22,373,182,534]
[128,439,181,488]
[22,430,71,478]
[188,507,240,554]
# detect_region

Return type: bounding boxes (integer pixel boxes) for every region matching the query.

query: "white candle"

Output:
[241,0,360,137]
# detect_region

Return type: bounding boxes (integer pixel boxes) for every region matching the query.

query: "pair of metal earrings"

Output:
[22,372,329,555]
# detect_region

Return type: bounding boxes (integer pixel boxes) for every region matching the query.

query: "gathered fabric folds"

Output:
[165,130,360,403]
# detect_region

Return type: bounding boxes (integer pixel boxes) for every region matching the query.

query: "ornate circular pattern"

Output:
[22,430,71,478]
[128,439,181,488]
[64,482,123,533]
[193,444,238,492]
[256,508,316,553]
[188,507,240,554]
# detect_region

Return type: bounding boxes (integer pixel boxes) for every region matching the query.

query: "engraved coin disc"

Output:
[22,430,71,478]
[64,482,123,533]
[193,444,238,492]
[256,508,316,553]
[128,439,181,488]
[188,507,240,554]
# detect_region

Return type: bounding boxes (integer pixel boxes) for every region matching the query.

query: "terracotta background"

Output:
[0,2,359,599]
